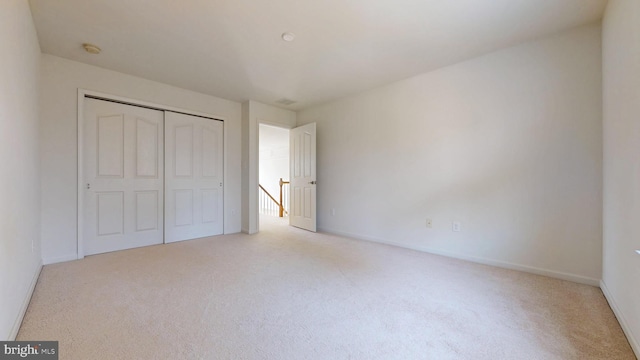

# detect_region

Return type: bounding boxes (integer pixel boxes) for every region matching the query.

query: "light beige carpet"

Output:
[18,216,635,359]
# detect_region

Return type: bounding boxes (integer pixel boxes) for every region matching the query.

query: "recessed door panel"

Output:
[304,188,312,218]
[174,189,194,226]
[293,136,301,178]
[202,127,219,178]
[294,187,301,216]
[136,118,159,178]
[135,190,158,231]
[97,115,124,178]
[97,192,124,236]
[304,132,312,177]
[174,125,194,177]
[202,189,219,223]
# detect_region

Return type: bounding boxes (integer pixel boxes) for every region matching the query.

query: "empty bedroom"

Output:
[1,0,639,359]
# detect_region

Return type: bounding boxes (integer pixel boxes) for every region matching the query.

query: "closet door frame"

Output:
[76,89,227,259]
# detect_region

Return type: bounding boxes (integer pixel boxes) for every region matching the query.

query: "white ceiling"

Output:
[29,0,607,110]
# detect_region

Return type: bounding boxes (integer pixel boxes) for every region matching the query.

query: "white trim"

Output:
[252,117,259,233]
[77,89,227,259]
[43,254,79,265]
[259,120,294,130]
[318,226,601,286]
[222,110,229,235]
[78,89,229,120]
[601,280,640,357]
[76,91,84,259]
[9,261,42,340]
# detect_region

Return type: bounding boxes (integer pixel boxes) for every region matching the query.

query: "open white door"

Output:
[83,98,164,255]
[165,112,224,243]
[289,123,316,232]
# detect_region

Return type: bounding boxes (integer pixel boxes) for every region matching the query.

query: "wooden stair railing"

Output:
[258,178,290,218]
[278,178,290,217]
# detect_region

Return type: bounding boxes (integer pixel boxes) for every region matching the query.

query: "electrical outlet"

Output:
[426,218,432,228]
[452,221,461,232]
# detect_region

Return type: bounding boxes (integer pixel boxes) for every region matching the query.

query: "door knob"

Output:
[86,183,91,190]
[309,181,317,185]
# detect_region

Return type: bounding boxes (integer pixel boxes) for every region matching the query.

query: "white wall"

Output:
[602,0,640,355]
[297,24,603,284]
[0,0,42,340]
[40,54,242,264]
[242,101,295,232]
[251,102,296,129]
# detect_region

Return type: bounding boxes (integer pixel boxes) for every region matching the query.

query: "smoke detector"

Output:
[281,32,295,42]
[82,43,101,54]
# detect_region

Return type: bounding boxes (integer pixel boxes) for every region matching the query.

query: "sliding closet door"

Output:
[164,112,224,243]
[83,98,164,255]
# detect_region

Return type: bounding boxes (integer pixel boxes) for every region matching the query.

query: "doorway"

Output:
[258,124,290,223]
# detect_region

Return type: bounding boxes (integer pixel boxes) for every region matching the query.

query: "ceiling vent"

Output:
[275,98,297,106]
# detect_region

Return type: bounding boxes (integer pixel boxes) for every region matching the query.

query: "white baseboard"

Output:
[43,254,78,265]
[600,280,640,358]
[319,227,600,287]
[9,260,42,340]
